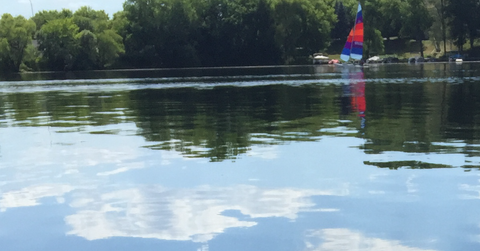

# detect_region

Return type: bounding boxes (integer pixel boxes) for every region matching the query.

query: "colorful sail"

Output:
[350,4,363,60]
[340,3,364,62]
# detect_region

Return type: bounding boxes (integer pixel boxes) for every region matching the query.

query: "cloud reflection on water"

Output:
[65,185,347,242]
[304,228,437,251]
[0,184,74,211]
[459,175,480,199]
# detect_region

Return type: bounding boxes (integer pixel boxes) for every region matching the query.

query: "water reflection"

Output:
[2,65,480,165]
[2,64,480,250]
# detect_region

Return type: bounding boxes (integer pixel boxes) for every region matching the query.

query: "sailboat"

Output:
[340,3,364,64]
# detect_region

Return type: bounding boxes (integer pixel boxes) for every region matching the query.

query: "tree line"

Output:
[0,0,477,72]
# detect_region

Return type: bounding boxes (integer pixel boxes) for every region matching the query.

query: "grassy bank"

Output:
[321,38,476,62]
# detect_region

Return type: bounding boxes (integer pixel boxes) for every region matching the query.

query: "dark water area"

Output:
[1,63,480,250]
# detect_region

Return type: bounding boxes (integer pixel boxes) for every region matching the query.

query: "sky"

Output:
[3,0,125,19]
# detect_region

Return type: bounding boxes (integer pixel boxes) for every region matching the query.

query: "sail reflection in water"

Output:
[340,68,366,131]
[351,70,366,130]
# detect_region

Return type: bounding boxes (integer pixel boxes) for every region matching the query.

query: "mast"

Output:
[29,0,34,17]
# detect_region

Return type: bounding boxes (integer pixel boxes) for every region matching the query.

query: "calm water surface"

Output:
[1,63,480,250]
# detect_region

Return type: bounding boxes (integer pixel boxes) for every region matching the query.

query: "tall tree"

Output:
[400,0,433,57]
[123,0,200,68]
[426,0,448,55]
[363,0,385,57]
[462,0,479,49]
[72,6,125,69]
[377,0,404,40]
[74,30,98,70]
[73,6,109,33]
[271,0,336,63]
[331,1,352,41]
[445,0,478,51]
[0,14,36,72]
[31,9,73,32]
[445,0,469,52]
[37,18,79,70]
[195,0,281,66]
[97,29,125,68]
[242,0,282,65]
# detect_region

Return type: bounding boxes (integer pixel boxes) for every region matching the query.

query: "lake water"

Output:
[1,63,480,251]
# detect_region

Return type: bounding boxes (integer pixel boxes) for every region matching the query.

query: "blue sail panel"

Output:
[340,28,354,62]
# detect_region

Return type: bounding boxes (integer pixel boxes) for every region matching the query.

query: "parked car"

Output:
[366,56,382,64]
[382,57,399,63]
[408,57,424,63]
[449,53,463,62]
[312,53,329,64]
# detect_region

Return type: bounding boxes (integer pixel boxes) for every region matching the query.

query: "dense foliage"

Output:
[0,0,478,72]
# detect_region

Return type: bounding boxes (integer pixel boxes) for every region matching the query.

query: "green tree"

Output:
[34,6,125,71]
[0,14,36,72]
[195,0,281,66]
[331,1,353,41]
[193,0,231,66]
[445,0,478,52]
[31,9,73,32]
[361,0,385,57]
[426,0,448,55]
[461,0,479,50]
[72,6,125,69]
[97,29,125,68]
[400,0,433,57]
[364,28,384,56]
[158,0,200,67]
[22,43,41,71]
[111,11,128,39]
[241,0,281,65]
[74,30,97,69]
[271,0,336,63]
[377,0,404,40]
[37,18,79,70]
[73,6,109,33]
[122,0,200,68]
